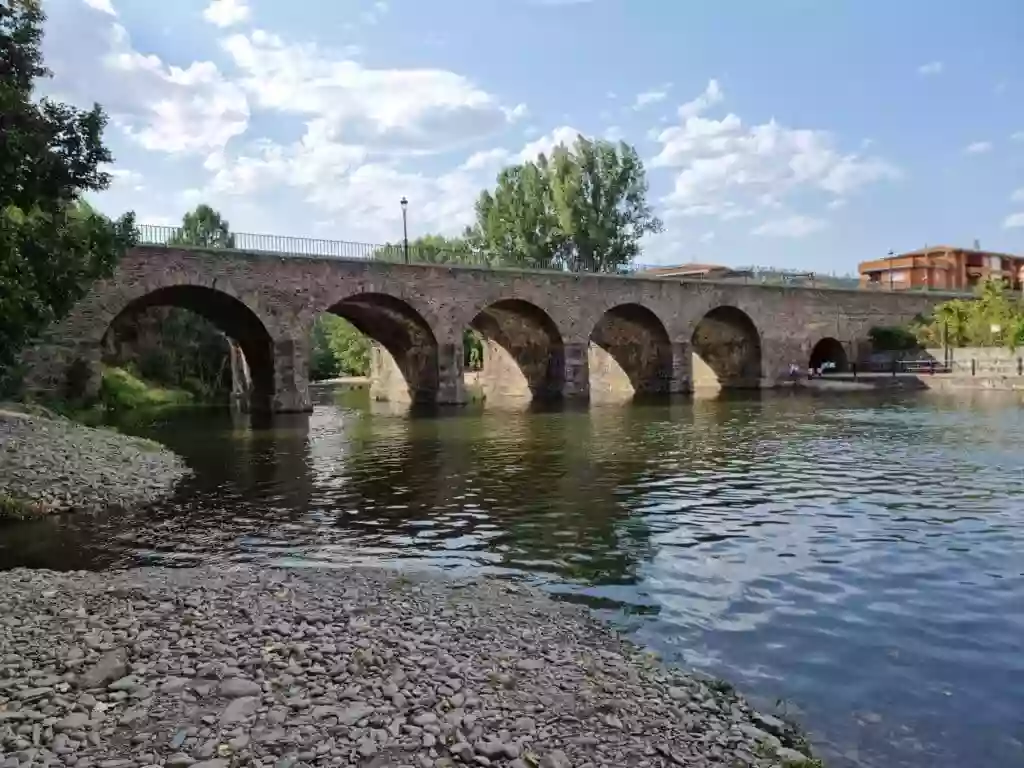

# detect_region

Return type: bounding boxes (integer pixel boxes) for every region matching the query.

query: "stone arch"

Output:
[103,284,276,411]
[469,299,565,402]
[326,292,438,404]
[588,303,672,401]
[691,305,763,390]
[809,337,849,373]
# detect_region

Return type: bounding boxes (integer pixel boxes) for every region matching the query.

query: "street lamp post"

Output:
[888,249,895,292]
[400,197,409,264]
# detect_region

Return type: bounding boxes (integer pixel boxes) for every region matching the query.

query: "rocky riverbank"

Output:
[0,410,189,520]
[0,565,819,767]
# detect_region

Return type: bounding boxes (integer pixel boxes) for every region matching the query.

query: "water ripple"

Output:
[3,389,1024,767]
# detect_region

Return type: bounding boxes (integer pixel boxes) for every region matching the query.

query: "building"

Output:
[858,246,1024,292]
[640,263,747,280]
[640,263,858,288]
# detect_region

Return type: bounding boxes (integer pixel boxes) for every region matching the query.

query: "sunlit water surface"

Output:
[3,387,1024,767]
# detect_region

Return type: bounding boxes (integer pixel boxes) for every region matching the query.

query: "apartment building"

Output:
[859,246,1024,291]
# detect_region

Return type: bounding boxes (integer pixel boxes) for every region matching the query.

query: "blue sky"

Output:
[44,0,1024,273]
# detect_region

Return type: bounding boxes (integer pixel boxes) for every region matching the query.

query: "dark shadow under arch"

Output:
[691,305,762,390]
[589,303,672,401]
[470,299,565,402]
[809,337,849,372]
[102,285,275,411]
[327,292,439,405]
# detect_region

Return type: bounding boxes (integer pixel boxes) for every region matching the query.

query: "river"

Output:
[2,386,1023,767]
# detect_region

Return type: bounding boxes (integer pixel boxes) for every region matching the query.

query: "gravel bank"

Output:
[0,411,189,518]
[0,565,818,767]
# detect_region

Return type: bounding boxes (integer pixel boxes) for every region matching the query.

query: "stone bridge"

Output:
[21,245,947,412]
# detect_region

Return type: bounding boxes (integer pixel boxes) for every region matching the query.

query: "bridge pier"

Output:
[270,338,311,413]
[563,341,591,400]
[671,341,693,393]
[437,341,467,405]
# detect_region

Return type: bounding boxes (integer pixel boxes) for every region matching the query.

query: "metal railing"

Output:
[134,224,967,294]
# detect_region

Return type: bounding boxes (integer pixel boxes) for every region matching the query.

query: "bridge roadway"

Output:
[22,245,946,412]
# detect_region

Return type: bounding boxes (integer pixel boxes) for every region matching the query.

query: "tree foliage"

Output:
[468,134,662,273]
[168,204,235,249]
[371,234,484,265]
[310,315,370,380]
[912,278,1024,350]
[0,0,136,378]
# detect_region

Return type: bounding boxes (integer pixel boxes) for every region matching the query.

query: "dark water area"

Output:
[3,386,1024,767]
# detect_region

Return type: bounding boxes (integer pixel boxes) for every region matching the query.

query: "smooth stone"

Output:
[107,676,141,692]
[336,703,374,725]
[221,697,259,725]
[219,679,261,698]
[55,713,90,731]
[539,750,571,768]
[78,649,128,690]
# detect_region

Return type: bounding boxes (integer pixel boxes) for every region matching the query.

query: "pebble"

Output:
[0,564,818,768]
[219,678,261,698]
[0,411,188,517]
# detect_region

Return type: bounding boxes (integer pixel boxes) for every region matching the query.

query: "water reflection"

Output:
[3,388,1024,768]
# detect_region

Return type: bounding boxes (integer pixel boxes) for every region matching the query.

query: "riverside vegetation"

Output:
[868,277,1024,354]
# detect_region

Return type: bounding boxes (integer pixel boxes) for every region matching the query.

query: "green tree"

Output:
[168,204,235,249]
[909,278,1024,350]
[372,234,484,265]
[468,134,663,273]
[0,0,136,381]
[314,314,370,377]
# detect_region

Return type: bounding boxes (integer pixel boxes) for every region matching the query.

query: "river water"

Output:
[3,386,1023,767]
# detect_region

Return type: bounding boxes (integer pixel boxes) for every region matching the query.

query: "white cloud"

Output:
[699,231,715,243]
[518,125,583,161]
[650,81,900,223]
[82,0,117,16]
[504,103,529,121]
[360,1,389,25]
[752,215,826,238]
[633,85,670,110]
[202,0,251,28]
[678,79,723,119]
[44,9,249,156]
[108,168,145,191]
[826,198,846,210]
[1004,213,1024,229]
[965,141,993,154]
[603,125,623,141]
[1012,188,1024,203]
[1012,131,1024,142]
[219,30,512,154]
[917,61,943,76]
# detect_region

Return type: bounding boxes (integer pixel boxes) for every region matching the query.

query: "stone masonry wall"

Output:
[21,246,947,412]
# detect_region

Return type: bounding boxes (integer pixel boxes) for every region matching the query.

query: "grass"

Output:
[99,365,194,411]
[0,493,47,523]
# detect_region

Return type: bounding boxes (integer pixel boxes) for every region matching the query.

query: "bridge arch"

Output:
[102,284,276,410]
[325,292,439,404]
[469,299,565,402]
[589,303,672,401]
[691,305,763,390]
[809,337,849,373]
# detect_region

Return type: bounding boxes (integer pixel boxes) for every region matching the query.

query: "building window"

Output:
[890,270,909,282]
[867,272,881,283]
